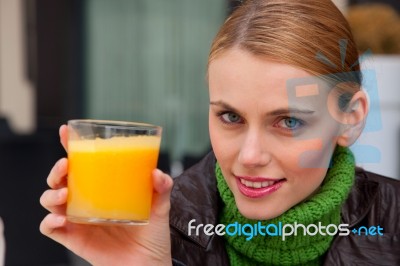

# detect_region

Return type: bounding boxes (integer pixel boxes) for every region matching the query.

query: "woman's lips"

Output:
[235,176,286,198]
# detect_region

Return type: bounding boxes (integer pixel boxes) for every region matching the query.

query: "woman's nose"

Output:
[238,131,271,168]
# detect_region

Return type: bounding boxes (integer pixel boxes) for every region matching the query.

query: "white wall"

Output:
[352,55,400,179]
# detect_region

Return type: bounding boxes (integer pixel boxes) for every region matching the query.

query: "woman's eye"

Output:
[220,112,243,124]
[277,117,304,130]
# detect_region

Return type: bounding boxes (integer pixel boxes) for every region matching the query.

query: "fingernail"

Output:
[58,188,66,200]
[57,158,66,172]
[154,169,162,175]
[55,215,65,226]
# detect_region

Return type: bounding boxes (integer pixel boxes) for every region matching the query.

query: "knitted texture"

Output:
[216,146,355,266]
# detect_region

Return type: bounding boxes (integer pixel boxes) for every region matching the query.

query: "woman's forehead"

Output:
[209,48,316,85]
[208,48,332,107]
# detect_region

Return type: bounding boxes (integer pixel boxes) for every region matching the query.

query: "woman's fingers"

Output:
[59,125,68,152]
[47,158,68,189]
[40,187,68,214]
[151,169,173,220]
[39,213,67,241]
[43,158,68,213]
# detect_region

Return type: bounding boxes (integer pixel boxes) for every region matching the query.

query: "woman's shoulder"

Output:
[353,168,400,218]
[171,152,217,197]
[169,152,229,265]
[324,169,400,265]
[169,151,219,232]
[342,167,400,230]
[355,167,400,187]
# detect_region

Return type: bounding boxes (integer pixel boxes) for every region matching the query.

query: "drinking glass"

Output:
[66,119,162,225]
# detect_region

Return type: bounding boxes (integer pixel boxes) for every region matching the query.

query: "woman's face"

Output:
[208,48,344,220]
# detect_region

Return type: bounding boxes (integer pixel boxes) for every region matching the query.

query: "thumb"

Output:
[150,169,173,221]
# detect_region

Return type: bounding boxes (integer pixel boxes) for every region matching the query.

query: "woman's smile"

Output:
[235,175,287,198]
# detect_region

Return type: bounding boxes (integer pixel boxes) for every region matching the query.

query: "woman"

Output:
[40,0,400,265]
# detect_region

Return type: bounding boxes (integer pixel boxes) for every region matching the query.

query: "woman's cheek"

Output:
[210,130,230,164]
[290,139,328,169]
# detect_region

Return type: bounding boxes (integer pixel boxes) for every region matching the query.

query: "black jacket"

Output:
[170,152,400,265]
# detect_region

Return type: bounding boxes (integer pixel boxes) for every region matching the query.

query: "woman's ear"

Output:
[337,90,369,147]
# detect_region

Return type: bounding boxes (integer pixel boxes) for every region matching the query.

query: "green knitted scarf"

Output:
[216,146,355,266]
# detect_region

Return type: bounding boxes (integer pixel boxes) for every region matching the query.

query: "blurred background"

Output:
[0,0,398,265]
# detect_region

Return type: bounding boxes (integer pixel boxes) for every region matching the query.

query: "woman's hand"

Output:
[39,125,173,266]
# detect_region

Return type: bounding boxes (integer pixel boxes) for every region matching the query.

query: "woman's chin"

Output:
[237,206,284,221]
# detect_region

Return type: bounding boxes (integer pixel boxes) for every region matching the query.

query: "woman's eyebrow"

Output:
[209,101,240,113]
[210,100,314,116]
[267,108,315,116]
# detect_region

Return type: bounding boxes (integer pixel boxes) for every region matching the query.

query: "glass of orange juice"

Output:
[66,119,162,225]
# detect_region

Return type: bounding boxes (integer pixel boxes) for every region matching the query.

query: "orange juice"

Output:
[67,136,161,224]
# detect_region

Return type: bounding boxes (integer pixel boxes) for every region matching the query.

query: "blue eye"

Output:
[220,112,243,124]
[278,117,304,130]
[284,118,299,128]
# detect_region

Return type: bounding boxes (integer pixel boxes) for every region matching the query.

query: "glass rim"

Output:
[67,119,162,130]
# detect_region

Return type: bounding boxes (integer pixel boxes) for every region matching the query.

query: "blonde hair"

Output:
[209,0,362,92]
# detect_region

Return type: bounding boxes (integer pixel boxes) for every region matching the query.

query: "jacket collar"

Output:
[340,168,379,227]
